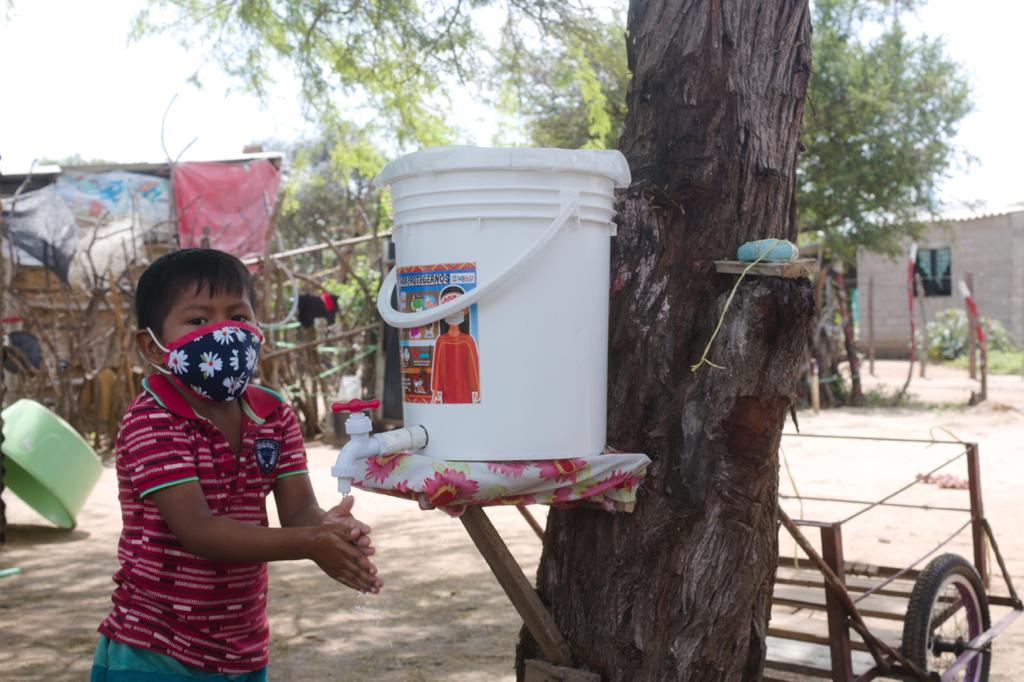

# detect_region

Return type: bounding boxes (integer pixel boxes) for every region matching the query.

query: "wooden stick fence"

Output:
[0,177,394,448]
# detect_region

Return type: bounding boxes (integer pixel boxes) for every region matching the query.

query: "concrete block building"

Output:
[856,209,1024,357]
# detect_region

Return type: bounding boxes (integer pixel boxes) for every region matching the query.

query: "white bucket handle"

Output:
[376,192,581,329]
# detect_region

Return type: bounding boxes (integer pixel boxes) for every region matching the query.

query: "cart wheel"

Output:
[902,553,991,682]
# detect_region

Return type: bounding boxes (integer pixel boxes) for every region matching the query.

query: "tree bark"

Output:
[0,196,6,544]
[517,1,813,680]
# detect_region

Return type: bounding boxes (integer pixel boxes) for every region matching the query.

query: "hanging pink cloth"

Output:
[173,160,280,260]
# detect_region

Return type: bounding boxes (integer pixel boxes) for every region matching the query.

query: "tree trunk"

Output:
[832,265,863,405]
[0,197,6,544]
[516,1,813,680]
[811,265,839,407]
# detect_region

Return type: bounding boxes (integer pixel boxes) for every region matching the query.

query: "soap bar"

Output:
[737,239,799,262]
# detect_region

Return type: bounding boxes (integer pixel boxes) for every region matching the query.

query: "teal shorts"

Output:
[91,636,267,682]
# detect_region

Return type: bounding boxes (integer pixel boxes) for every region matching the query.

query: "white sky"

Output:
[0,0,1020,212]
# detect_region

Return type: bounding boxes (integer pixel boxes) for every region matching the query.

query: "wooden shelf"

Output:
[714,258,819,279]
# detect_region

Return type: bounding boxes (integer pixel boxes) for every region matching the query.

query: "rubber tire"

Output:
[902,553,991,681]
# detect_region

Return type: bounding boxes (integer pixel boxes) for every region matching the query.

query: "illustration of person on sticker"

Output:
[431,286,480,404]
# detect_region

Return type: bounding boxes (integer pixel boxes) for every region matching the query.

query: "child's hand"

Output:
[322,496,375,556]
[306,522,383,594]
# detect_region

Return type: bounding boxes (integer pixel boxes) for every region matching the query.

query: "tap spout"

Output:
[331,430,383,495]
[329,400,428,495]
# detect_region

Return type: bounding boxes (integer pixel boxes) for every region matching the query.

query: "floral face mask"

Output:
[147,320,263,402]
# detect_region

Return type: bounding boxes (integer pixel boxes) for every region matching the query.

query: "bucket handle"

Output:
[376,192,580,329]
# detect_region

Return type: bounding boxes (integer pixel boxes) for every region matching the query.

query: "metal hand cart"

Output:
[766,434,1023,681]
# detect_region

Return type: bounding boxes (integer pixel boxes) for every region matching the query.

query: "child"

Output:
[93,248,381,681]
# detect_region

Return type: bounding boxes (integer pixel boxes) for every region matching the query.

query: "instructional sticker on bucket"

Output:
[398,263,481,405]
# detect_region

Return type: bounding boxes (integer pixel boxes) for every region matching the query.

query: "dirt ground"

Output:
[1,359,1022,680]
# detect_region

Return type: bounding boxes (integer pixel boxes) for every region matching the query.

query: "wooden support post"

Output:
[517,504,546,541]
[914,272,928,378]
[810,359,821,412]
[712,258,818,278]
[966,443,989,587]
[260,189,284,308]
[964,277,988,405]
[965,272,977,380]
[980,335,988,403]
[820,524,854,682]
[460,506,573,666]
[779,511,925,679]
[524,659,599,682]
[867,277,875,377]
[260,259,275,347]
[900,252,916,399]
[833,263,862,405]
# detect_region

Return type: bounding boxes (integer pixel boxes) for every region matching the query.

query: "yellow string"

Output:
[780,444,804,568]
[928,426,965,444]
[690,239,781,373]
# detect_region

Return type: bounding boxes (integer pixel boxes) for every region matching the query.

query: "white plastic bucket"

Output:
[375,146,631,460]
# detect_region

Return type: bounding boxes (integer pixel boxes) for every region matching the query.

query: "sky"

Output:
[0,0,1021,213]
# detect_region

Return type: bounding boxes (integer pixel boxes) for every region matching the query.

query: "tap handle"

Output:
[332,398,381,414]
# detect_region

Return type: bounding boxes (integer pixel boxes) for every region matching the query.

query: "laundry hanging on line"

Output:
[55,170,173,239]
[173,160,281,261]
[1,185,78,281]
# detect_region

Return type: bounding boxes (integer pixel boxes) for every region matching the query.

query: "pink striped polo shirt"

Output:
[98,374,308,673]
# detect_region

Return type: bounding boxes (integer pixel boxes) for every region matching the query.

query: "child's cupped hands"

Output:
[307,495,383,593]
[322,495,375,556]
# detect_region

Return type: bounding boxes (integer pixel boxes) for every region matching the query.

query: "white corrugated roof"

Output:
[935,205,1024,223]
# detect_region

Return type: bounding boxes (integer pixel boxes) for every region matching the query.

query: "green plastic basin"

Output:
[1,399,102,529]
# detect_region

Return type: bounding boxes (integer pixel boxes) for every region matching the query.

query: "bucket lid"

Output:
[373,145,632,189]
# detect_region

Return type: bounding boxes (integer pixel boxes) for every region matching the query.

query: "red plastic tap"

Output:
[331,398,381,414]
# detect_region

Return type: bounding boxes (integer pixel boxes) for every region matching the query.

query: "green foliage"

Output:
[861,386,912,408]
[799,0,972,261]
[265,125,386,264]
[497,13,628,150]
[258,126,387,332]
[135,0,972,268]
[572,44,612,149]
[926,308,1016,361]
[948,349,1023,375]
[321,256,381,323]
[134,1,599,151]
[505,0,973,257]
[860,385,965,411]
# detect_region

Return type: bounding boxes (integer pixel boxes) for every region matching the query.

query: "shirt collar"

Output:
[142,374,284,424]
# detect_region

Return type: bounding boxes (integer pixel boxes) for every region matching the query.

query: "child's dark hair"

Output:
[135,249,257,334]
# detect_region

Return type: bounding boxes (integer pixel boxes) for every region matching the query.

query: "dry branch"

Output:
[241,231,391,266]
[262,323,378,361]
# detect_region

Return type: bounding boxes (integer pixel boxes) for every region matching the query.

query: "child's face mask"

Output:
[147,320,263,402]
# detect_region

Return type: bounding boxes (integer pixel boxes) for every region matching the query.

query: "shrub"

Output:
[926,308,1016,361]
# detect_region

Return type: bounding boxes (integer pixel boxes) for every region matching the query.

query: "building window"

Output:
[915,247,952,297]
